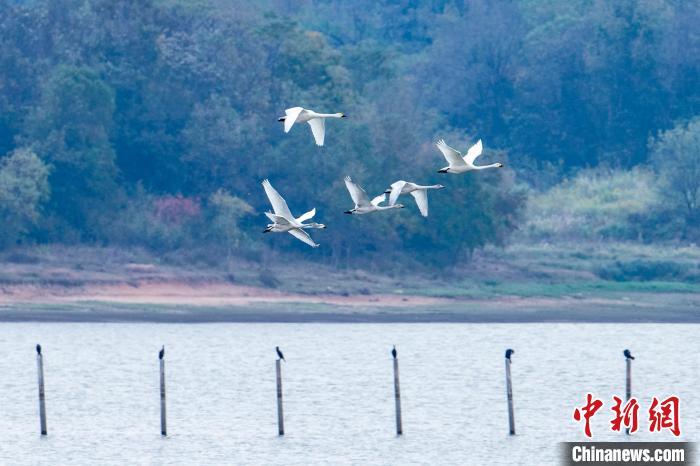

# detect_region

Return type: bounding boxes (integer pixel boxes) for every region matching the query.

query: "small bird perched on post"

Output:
[391,345,397,359]
[624,349,634,360]
[505,349,515,360]
[159,346,165,360]
[276,346,285,361]
[36,344,42,355]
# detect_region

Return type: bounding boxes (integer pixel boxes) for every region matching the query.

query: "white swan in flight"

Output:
[261,179,325,248]
[436,139,503,174]
[343,176,404,215]
[277,107,347,146]
[384,181,445,217]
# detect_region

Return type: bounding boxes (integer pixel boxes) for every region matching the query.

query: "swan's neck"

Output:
[302,222,325,229]
[474,163,501,170]
[312,112,343,118]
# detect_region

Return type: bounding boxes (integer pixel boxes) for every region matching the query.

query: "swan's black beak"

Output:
[277,117,285,122]
[263,228,271,233]
[344,210,353,214]
[341,114,348,118]
[437,168,448,173]
[384,189,391,194]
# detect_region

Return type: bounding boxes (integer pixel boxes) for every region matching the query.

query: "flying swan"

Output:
[344,176,404,215]
[277,107,347,146]
[436,139,503,174]
[262,179,325,248]
[384,181,445,217]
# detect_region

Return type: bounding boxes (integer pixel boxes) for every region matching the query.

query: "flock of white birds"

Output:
[264,106,504,248]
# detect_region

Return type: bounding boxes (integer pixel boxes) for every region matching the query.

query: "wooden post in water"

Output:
[159,346,166,436]
[276,358,284,436]
[624,349,634,435]
[392,345,402,436]
[36,344,47,436]
[505,349,515,435]
[625,355,632,401]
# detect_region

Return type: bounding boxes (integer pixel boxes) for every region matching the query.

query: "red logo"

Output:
[648,396,681,437]
[610,396,639,433]
[573,394,681,437]
[573,393,604,438]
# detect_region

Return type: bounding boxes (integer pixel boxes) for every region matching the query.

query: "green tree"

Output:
[23,65,120,239]
[206,189,255,257]
[0,148,50,246]
[650,117,700,238]
[180,95,264,195]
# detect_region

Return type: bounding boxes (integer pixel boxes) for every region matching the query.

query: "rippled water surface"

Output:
[0,323,696,465]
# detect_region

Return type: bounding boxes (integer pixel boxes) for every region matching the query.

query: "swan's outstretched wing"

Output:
[262,179,294,220]
[307,118,325,146]
[344,176,371,207]
[371,193,386,206]
[436,139,466,167]
[265,212,291,225]
[288,228,319,248]
[463,139,483,165]
[410,190,429,217]
[296,208,316,223]
[284,107,304,133]
[389,181,406,206]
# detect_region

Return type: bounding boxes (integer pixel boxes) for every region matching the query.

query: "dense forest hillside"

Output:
[0,0,698,268]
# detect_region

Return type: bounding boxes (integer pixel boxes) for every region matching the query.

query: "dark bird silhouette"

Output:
[276,346,285,361]
[391,345,397,359]
[36,344,42,355]
[624,349,635,360]
[159,346,165,360]
[505,348,515,360]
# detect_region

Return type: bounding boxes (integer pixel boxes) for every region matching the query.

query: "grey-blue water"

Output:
[0,323,696,465]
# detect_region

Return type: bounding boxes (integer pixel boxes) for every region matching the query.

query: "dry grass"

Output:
[0,241,698,302]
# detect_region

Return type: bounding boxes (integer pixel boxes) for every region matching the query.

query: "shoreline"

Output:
[1,302,698,324]
[0,281,698,323]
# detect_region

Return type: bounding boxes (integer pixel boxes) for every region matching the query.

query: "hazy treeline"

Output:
[0,0,698,267]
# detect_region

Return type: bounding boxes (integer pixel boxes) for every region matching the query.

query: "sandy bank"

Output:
[0,281,450,307]
[0,281,698,323]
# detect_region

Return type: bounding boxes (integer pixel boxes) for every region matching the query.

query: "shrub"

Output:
[523,167,660,241]
[107,187,201,251]
[258,268,280,288]
[650,117,700,240]
[3,251,41,264]
[153,195,201,224]
[595,260,691,282]
[204,189,254,254]
[0,148,50,247]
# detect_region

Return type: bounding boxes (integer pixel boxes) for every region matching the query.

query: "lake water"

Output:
[0,323,696,465]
